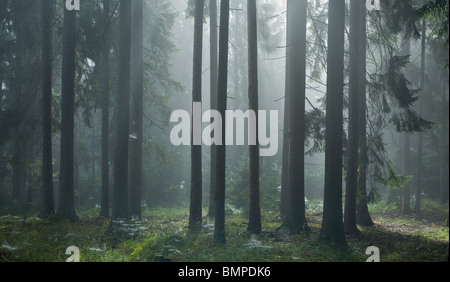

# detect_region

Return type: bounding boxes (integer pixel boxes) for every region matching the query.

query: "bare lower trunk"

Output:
[189,0,204,229]
[214,0,230,244]
[208,0,218,220]
[100,0,111,219]
[344,0,362,237]
[320,0,347,246]
[247,0,261,235]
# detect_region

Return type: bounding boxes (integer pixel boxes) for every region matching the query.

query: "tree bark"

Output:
[247,0,261,235]
[100,0,110,218]
[284,0,308,234]
[344,0,362,237]
[414,19,426,214]
[40,0,55,218]
[112,0,132,220]
[401,37,411,215]
[214,0,230,244]
[57,6,78,221]
[12,0,25,203]
[189,0,204,230]
[320,0,347,246]
[129,0,144,220]
[280,0,292,219]
[439,71,449,204]
[356,3,373,227]
[402,133,411,214]
[208,0,218,221]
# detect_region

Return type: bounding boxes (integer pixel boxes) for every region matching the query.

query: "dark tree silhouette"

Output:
[189,0,204,230]
[284,0,308,234]
[129,0,144,220]
[344,0,362,237]
[247,0,261,235]
[214,0,230,244]
[100,0,111,219]
[320,0,347,246]
[208,0,218,221]
[40,0,54,218]
[112,0,132,220]
[356,3,374,227]
[57,5,78,222]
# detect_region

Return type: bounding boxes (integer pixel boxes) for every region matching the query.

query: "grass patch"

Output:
[0,204,448,262]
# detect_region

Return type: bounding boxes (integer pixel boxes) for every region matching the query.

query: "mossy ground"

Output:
[0,200,448,262]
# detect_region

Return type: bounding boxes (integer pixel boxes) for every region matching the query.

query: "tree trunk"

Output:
[214,0,230,244]
[356,3,373,227]
[284,0,308,234]
[208,0,218,221]
[280,0,292,219]
[12,0,25,203]
[0,46,3,175]
[439,72,449,204]
[402,133,411,214]
[247,0,261,235]
[414,19,426,214]
[100,0,110,219]
[401,37,411,215]
[129,0,144,220]
[0,48,2,112]
[189,0,204,230]
[57,6,78,221]
[39,0,55,218]
[320,0,347,246]
[344,0,361,237]
[91,121,96,181]
[112,0,132,220]
[74,122,80,208]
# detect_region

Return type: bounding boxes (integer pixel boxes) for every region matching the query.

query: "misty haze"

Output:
[0,0,448,265]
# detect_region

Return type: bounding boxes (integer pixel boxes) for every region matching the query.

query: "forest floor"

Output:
[0,200,448,262]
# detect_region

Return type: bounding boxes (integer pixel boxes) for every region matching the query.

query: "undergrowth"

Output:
[0,201,448,262]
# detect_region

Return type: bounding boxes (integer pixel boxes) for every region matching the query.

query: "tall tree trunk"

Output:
[0,46,3,175]
[25,84,39,204]
[229,1,244,166]
[40,0,54,217]
[439,71,449,204]
[57,6,78,221]
[402,133,411,214]
[208,0,218,221]
[401,37,411,215]
[189,0,204,230]
[356,3,373,227]
[100,0,110,218]
[214,0,230,244]
[129,0,144,220]
[284,0,308,234]
[280,0,292,219]
[12,0,25,203]
[0,48,2,112]
[74,121,80,208]
[112,0,132,220]
[247,0,261,235]
[91,121,96,181]
[320,0,347,246]
[414,19,426,214]
[344,0,362,237]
